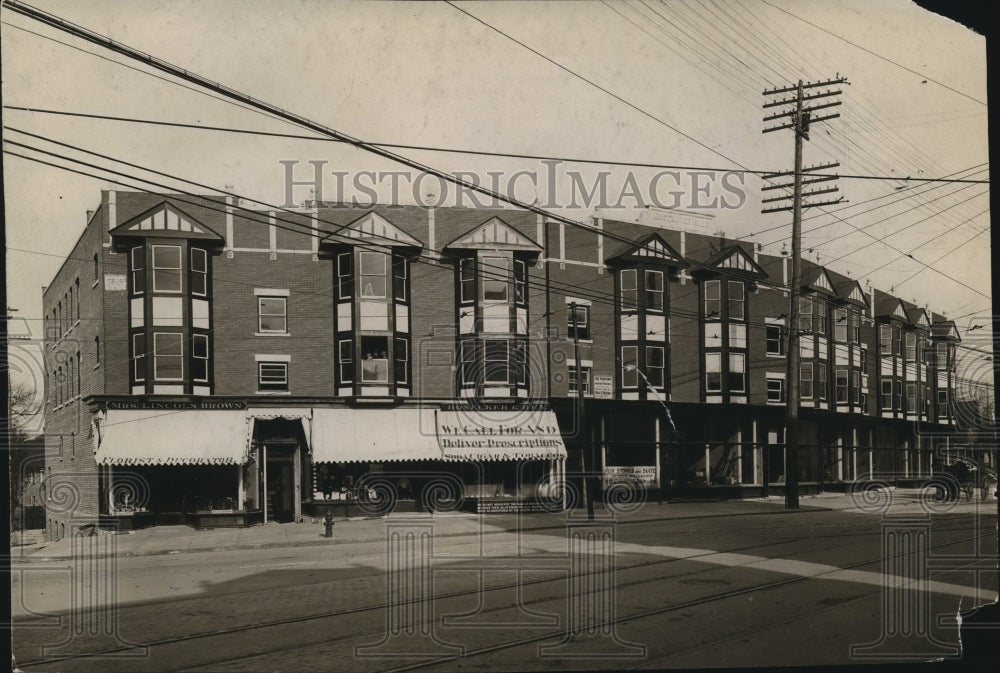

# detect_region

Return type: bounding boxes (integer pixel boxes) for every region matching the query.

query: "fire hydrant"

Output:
[323,515,335,538]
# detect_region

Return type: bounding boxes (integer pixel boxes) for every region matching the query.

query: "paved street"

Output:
[10,495,998,671]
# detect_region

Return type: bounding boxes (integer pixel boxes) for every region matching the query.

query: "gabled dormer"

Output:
[444,216,542,255]
[693,244,765,279]
[321,210,424,249]
[874,296,910,323]
[606,233,686,269]
[833,278,869,310]
[931,319,961,342]
[905,306,930,330]
[801,267,837,296]
[110,201,224,245]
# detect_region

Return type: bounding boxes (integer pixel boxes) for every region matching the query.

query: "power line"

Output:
[759,0,986,106]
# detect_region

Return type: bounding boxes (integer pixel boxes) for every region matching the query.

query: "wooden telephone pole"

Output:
[762,77,847,509]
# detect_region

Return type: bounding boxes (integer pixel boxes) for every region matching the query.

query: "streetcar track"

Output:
[13,526,989,671]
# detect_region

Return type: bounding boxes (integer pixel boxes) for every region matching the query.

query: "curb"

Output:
[8,503,837,564]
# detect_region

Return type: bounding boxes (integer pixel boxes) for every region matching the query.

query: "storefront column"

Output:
[293,445,302,522]
[654,417,661,488]
[852,428,859,481]
[237,465,245,511]
[903,438,910,478]
[752,420,761,485]
[836,434,844,481]
[704,445,711,484]
[735,428,743,484]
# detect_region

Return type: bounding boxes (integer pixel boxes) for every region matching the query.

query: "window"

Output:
[68,287,74,328]
[338,340,353,383]
[258,296,287,333]
[935,342,949,368]
[879,324,892,354]
[621,269,638,311]
[814,298,826,334]
[459,258,475,304]
[513,340,528,386]
[394,337,408,384]
[132,333,145,382]
[817,365,827,400]
[392,256,408,302]
[728,323,747,349]
[906,383,917,412]
[622,345,639,389]
[337,253,353,300]
[905,333,916,361]
[151,245,182,293]
[647,346,665,388]
[130,247,145,294]
[835,369,849,402]
[894,328,903,356]
[728,281,744,320]
[360,336,389,383]
[68,356,74,398]
[153,332,183,381]
[881,380,893,410]
[95,336,100,364]
[359,252,387,299]
[798,296,813,332]
[567,304,590,340]
[894,380,903,408]
[833,308,847,342]
[484,339,509,383]
[645,270,664,312]
[937,389,949,408]
[800,363,813,398]
[859,348,867,372]
[766,325,783,355]
[851,371,861,404]
[192,334,209,383]
[75,278,80,320]
[767,378,784,402]
[191,248,207,297]
[514,260,527,306]
[460,339,477,385]
[93,253,99,281]
[258,362,288,391]
[569,365,591,394]
[728,353,745,392]
[704,279,720,317]
[482,257,509,301]
[705,352,722,392]
[849,311,860,343]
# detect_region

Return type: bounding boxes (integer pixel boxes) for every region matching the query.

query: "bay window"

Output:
[800,362,813,398]
[645,270,664,312]
[621,269,638,311]
[152,245,182,293]
[131,247,145,294]
[191,335,209,383]
[728,353,745,392]
[705,352,722,392]
[879,324,892,354]
[459,258,475,304]
[727,281,744,320]
[360,336,389,383]
[482,257,509,301]
[191,248,207,297]
[833,308,848,342]
[704,279,721,316]
[622,346,639,389]
[646,346,665,388]
[359,251,387,299]
[153,332,183,381]
[836,369,849,402]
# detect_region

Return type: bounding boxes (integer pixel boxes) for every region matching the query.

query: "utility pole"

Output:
[571,302,593,519]
[762,77,847,510]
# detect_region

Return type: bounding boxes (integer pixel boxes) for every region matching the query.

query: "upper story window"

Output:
[514,260,527,306]
[800,362,813,398]
[392,256,408,302]
[153,332,183,381]
[727,281,744,320]
[645,270,664,312]
[935,342,950,368]
[131,247,145,295]
[359,251,387,299]
[833,308,848,342]
[622,345,639,389]
[482,256,509,301]
[568,304,590,340]
[704,279,721,317]
[152,245,182,293]
[879,324,892,355]
[191,248,208,297]
[459,258,475,304]
[258,296,287,333]
[621,269,638,311]
[258,362,288,391]
[766,324,784,355]
[849,311,860,343]
[93,253,99,281]
[337,253,353,300]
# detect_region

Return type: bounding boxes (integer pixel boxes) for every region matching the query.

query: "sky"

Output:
[2,0,992,402]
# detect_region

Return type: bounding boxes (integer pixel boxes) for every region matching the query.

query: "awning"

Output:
[95,409,249,466]
[311,407,566,463]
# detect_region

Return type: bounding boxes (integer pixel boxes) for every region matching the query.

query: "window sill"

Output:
[765,353,785,358]
[93,364,101,370]
[92,280,100,288]
[256,390,291,395]
[255,332,291,337]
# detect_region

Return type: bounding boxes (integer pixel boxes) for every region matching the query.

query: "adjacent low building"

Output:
[42,191,965,537]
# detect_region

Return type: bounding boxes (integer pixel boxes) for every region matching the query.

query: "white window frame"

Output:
[153,332,184,381]
[359,251,387,300]
[621,345,639,389]
[483,338,509,384]
[645,269,664,312]
[482,256,509,303]
[621,269,638,311]
[257,296,288,334]
[728,352,746,393]
[258,362,289,391]
[192,334,209,383]
[766,377,784,402]
[191,248,208,297]
[151,244,183,294]
[705,352,722,392]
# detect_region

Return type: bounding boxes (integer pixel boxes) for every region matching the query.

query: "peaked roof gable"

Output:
[111,201,223,241]
[932,320,961,342]
[833,279,869,308]
[444,216,541,252]
[607,233,686,267]
[801,267,836,295]
[695,244,766,278]
[906,307,930,327]
[322,211,423,247]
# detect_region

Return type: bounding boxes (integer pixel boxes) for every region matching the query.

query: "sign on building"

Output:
[604,465,657,486]
[593,375,614,399]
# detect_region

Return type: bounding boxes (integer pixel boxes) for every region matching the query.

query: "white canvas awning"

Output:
[311,407,566,463]
[95,409,250,466]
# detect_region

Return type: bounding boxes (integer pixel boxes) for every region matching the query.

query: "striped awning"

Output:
[311,407,566,463]
[95,409,249,466]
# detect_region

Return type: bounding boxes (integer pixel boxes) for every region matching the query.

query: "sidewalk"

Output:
[11,491,994,563]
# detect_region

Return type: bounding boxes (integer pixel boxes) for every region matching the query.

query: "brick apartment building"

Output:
[42,190,964,537]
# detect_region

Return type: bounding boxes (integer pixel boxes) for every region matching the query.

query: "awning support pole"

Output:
[263,444,268,523]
